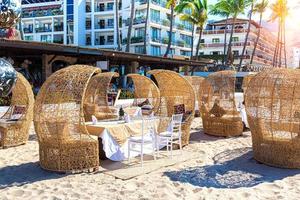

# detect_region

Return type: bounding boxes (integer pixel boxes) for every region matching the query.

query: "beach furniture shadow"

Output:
[164,147,300,188]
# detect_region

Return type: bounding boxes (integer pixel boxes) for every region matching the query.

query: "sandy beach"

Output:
[1,118,300,200]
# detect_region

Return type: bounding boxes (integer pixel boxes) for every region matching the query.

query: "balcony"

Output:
[22,8,63,18]
[95,23,114,30]
[54,24,63,32]
[151,0,167,7]
[23,27,33,34]
[95,5,114,12]
[203,42,250,48]
[122,36,145,44]
[124,17,146,26]
[203,29,248,35]
[35,27,52,33]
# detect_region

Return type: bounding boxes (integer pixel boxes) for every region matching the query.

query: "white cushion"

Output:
[159,131,179,139]
[128,136,153,143]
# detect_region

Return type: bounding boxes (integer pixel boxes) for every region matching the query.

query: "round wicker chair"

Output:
[242,74,255,94]
[84,72,119,121]
[34,65,100,173]
[199,71,243,137]
[148,70,195,146]
[245,69,300,169]
[127,74,160,115]
[0,72,34,148]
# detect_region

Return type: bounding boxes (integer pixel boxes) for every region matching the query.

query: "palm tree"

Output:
[209,0,232,64]
[175,0,208,60]
[239,0,255,69]
[125,0,135,52]
[115,0,121,50]
[143,0,151,54]
[250,0,269,64]
[164,0,177,57]
[223,0,250,64]
[270,0,288,68]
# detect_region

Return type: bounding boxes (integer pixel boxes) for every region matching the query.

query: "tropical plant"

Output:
[209,0,232,64]
[250,0,269,64]
[125,0,135,52]
[164,0,177,57]
[239,0,255,69]
[270,0,288,68]
[143,0,151,54]
[115,0,121,50]
[175,0,208,60]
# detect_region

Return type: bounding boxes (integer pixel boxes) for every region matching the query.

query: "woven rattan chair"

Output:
[245,69,300,169]
[148,70,195,146]
[84,72,119,121]
[127,74,160,115]
[34,65,100,173]
[242,74,255,94]
[0,72,34,148]
[184,76,205,116]
[199,71,243,137]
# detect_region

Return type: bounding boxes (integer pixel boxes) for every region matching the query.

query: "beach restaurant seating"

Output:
[83,72,119,121]
[199,70,243,137]
[184,76,205,116]
[245,69,300,169]
[34,65,100,173]
[126,74,160,116]
[0,72,34,148]
[148,70,195,146]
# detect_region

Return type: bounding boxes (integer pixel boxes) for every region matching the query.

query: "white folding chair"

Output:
[158,114,183,157]
[127,117,158,167]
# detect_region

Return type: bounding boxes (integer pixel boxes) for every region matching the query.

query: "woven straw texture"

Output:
[245,69,300,169]
[184,76,205,105]
[199,70,243,137]
[148,70,195,146]
[34,65,100,173]
[127,74,160,114]
[84,72,119,121]
[242,74,255,94]
[0,72,34,148]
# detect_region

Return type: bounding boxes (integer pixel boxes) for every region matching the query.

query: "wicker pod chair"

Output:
[245,69,300,169]
[184,76,205,116]
[0,72,34,148]
[84,72,119,121]
[148,70,195,146]
[34,65,100,173]
[199,70,243,137]
[127,74,160,115]
[242,73,255,94]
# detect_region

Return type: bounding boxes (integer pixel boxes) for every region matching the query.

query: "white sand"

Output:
[1,118,300,200]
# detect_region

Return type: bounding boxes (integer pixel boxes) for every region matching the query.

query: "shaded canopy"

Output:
[245,69,300,168]
[127,74,160,114]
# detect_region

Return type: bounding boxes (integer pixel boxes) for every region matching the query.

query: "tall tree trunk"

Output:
[279,19,283,67]
[164,5,174,57]
[18,20,24,40]
[273,20,281,67]
[227,17,237,64]
[239,1,254,69]
[250,12,263,64]
[143,0,150,54]
[223,16,229,65]
[115,0,121,50]
[125,0,135,52]
[190,23,195,60]
[283,18,287,68]
[195,25,203,60]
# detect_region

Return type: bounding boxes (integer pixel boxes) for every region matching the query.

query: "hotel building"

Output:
[200,18,279,67]
[21,0,194,57]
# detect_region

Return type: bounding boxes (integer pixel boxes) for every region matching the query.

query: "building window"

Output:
[107,35,114,44]
[86,34,91,45]
[41,35,52,43]
[24,35,33,41]
[150,9,160,22]
[211,51,219,55]
[135,46,144,54]
[107,19,114,28]
[212,38,220,43]
[135,28,145,37]
[167,31,175,43]
[180,50,191,56]
[200,39,205,43]
[151,27,161,42]
[180,34,192,46]
[151,45,161,56]
[107,2,114,10]
[232,37,239,42]
[233,50,239,56]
